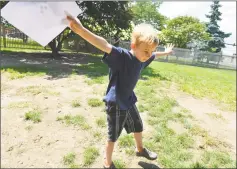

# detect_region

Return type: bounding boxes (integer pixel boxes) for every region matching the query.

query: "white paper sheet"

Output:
[1,2,82,46]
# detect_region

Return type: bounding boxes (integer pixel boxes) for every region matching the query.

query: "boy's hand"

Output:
[165,43,174,54]
[64,11,83,32]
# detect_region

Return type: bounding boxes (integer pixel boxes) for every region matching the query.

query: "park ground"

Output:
[1,50,236,168]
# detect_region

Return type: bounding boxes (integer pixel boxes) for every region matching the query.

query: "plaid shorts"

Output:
[105,102,143,142]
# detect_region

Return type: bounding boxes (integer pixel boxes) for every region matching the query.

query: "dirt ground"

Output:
[1,52,236,168]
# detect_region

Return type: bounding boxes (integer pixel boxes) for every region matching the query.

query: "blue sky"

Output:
[159,1,236,55]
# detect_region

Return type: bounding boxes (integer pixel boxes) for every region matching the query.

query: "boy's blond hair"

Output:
[131,23,159,46]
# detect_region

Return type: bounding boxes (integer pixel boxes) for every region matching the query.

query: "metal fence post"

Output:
[217,51,222,68]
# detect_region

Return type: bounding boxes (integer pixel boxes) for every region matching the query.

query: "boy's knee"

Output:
[107,139,117,143]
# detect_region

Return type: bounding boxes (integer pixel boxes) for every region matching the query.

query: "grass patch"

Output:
[199,150,236,168]
[76,62,108,85]
[138,103,149,113]
[57,115,91,130]
[85,76,107,85]
[188,124,208,137]
[93,131,103,140]
[24,109,42,123]
[1,67,47,79]
[7,101,33,109]
[96,117,106,128]
[69,163,80,168]
[63,152,80,168]
[82,147,100,167]
[206,113,225,121]
[88,98,103,107]
[125,148,134,156]
[71,99,81,108]
[1,47,51,53]
[114,159,126,169]
[18,85,60,96]
[118,135,134,148]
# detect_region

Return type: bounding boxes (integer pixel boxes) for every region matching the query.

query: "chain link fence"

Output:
[119,41,236,70]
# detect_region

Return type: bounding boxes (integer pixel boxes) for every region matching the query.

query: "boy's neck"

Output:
[130,49,135,56]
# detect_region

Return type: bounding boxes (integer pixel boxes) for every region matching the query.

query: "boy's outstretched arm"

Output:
[154,44,174,57]
[66,15,112,54]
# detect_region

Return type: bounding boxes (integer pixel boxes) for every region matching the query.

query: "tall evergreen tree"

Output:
[205,0,231,53]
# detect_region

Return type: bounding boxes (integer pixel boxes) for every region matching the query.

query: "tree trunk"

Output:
[48,39,59,57]
[216,51,222,68]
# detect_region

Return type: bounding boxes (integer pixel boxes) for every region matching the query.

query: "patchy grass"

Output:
[125,148,134,156]
[82,147,99,167]
[96,117,106,128]
[114,159,127,169]
[1,47,51,53]
[71,99,81,108]
[189,124,208,137]
[7,101,34,109]
[17,85,60,96]
[24,109,42,123]
[199,150,236,168]
[118,135,134,148]
[1,53,236,168]
[137,103,149,113]
[134,75,235,168]
[93,131,103,140]
[1,67,47,79]
[88,98,103,107]
[76,62,108,85]
[57,115,91,130]
[63,152,80,168]
[206,113,226,121]
[85,76,107,85]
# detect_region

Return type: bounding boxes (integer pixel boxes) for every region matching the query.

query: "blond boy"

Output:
[66,15,173,169]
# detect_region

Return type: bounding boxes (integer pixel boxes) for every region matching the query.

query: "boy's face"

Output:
[131,42,157,62]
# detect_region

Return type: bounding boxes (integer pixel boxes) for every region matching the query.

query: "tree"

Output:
[0,1,8,9]
[0,1,11,27]
[160,16,210,48]
[79,1,132,40]
[48,1,133,56]
[205,0,231,53]
[131,1,166,31]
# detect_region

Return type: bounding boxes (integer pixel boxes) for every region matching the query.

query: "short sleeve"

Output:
[142,53,155,69]
[102,46,124,71]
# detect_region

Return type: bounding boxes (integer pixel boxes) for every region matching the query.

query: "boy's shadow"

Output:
[138,161,160,169]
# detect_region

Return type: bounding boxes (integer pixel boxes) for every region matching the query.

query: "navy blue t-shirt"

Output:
[102,46,155,110]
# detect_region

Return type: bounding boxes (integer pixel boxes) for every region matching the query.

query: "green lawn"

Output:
[147,62,236,111]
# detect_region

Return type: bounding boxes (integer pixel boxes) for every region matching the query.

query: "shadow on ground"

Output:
[1,51,168,81]
[138,161,160,169]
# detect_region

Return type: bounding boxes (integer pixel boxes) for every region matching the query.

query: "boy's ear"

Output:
[131,43,136,49]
